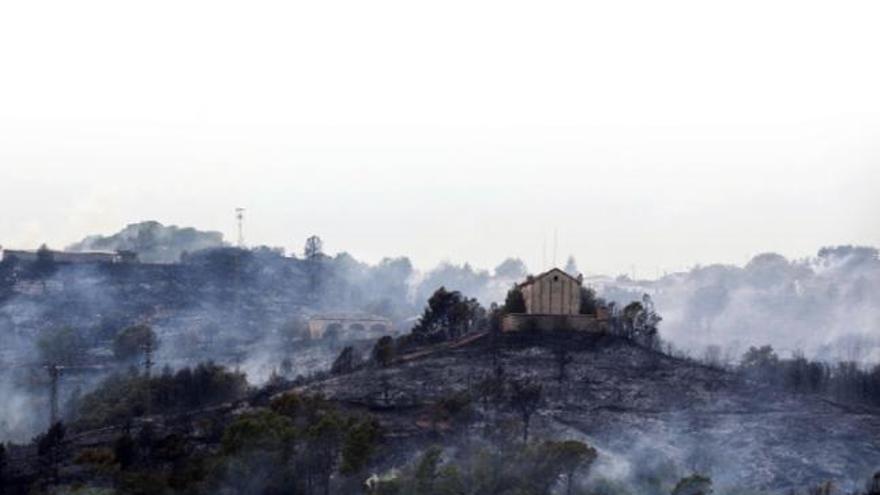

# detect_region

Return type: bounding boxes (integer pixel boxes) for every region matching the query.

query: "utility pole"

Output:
[45,363,62,426]
[233,351,244,374]
[142,338,154,415]
[234,207,245,319]
[143,339,154,378]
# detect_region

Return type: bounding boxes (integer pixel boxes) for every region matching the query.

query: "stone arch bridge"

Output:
[307,313,393,341]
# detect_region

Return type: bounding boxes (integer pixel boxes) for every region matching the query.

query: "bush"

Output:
[73,363,248,430]
[373,336,396,367]
[37,327,86,366]
[74,447,117,467]
[504,286,526,313]
[221,410,296,455]
[112,325,158,362]
[671,474,713,495]
[411,287,486,343]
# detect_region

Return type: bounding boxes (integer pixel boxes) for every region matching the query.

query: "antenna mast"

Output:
[235,208,246,248]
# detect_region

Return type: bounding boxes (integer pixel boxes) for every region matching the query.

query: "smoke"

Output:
[411,257,529,309]
[66,220,225,263]
[406,246,880,365]
[0,376,45,443]
[0,244,418,442]
[602,246,880,363]
[2,237,878,450]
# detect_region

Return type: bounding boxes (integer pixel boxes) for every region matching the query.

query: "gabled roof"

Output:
[517,267,582,288]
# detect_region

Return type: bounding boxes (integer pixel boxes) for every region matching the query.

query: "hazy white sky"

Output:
[1,0,878,275]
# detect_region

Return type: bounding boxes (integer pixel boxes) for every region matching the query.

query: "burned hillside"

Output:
[3,333,880,494]
[295,333,880,493]
[1,231,879,494]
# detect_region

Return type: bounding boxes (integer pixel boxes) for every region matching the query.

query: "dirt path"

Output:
[394,331,488,363]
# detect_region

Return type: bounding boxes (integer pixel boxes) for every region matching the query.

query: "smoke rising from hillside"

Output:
[590,246,880,364]
[66,220,225,263]
[1,237,878,446]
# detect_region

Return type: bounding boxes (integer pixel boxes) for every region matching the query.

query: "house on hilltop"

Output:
[501,267,605,332]
[519,267,583,315]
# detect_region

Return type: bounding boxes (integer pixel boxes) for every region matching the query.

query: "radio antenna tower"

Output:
[235,208,246,248]
[542,236,547,271]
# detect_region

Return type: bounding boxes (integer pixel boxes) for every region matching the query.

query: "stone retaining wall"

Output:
[501,313,603,333]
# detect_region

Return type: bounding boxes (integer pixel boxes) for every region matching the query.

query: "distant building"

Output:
[0,249,40,262]
[501,267,604,332]
[0,247,138,264]
[308,313,393,341]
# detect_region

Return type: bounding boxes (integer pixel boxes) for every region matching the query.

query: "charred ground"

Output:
[4,332,880,494]
[298,332,880,492]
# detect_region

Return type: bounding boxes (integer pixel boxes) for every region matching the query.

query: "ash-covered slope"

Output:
[299,335,880,492]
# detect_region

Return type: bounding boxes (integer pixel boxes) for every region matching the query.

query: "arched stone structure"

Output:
[308,313,394,340]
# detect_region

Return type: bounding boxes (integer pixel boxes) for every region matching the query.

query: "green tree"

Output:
[219,410,297,494]
[304,235,325,300]
[620,294,661,347]
[304,235,324,260]
[73,363,248,429]
[331,346,359,375]
[579,287,598,315]
[32,244,57,291]
[434,465,465,495]
[867,471,880,495]
[488,303,505,335]
[0,442,7,493]
[372,336,396,368]
[508,379,543,443]
[503,285,526,314]
[37,421,65,482]
[550,440,597,495]
[413,447,443,494]
[222,410,296,455]
[305,413,345,495]
[671,474,713,495]
[280,356,294,376]
[412,287,485,342]
[113,432,137,470]
[38,327,86,366]
[112,325,158,362]
[340,419,382,475]
[270,392,304,419]
[553,342,574,383]
[741,345,779,370]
